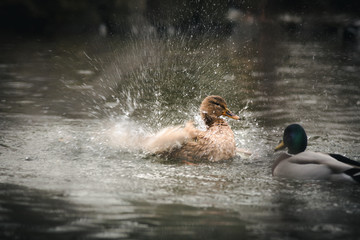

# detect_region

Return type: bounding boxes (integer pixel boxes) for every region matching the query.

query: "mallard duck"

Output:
[273,124,360,183]
[145,95,242,162]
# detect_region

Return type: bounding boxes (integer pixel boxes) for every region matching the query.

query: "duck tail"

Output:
[344,168,360,183]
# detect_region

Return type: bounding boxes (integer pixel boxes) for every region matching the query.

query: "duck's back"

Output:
[167,123,236,162]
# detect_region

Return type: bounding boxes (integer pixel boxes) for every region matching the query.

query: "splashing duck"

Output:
[273,124,360,183]
[145,95,245,162]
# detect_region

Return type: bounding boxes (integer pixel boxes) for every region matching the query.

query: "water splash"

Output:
[72,34,249,123]
[102,117,198,155]
[53,32,258,159]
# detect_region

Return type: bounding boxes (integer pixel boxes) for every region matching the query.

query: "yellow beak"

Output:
[274,140,285,151]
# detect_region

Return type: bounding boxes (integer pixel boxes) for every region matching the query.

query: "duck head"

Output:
[200,95,240,126]
[275,124,308,154]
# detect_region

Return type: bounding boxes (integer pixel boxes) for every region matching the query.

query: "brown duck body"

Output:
[166,119,236,162]
[152,95,240,162]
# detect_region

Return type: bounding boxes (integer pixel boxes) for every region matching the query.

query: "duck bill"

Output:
[275,140,285,151]
[222,108,240,120]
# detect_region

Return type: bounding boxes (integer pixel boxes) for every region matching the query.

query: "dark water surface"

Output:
[1,26,360,239]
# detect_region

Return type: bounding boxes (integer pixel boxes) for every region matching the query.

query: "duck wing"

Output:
[144,122,199,154]
[274,153,333,180]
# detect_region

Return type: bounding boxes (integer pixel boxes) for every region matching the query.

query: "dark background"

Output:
[1,0,359,37]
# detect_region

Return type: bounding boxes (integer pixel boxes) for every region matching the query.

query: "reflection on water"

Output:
[0,184,252,240]
[1,22,360,239]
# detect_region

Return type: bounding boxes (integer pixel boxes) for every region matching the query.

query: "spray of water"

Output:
[64,27,255,156]
[103,118,200,155]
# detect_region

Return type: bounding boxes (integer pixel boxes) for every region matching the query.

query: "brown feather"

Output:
[153,96,239,162]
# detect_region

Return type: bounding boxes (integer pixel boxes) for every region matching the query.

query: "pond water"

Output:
[1,23,360,239]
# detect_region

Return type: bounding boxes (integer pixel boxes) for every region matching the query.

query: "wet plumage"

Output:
[145,95,240,162]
